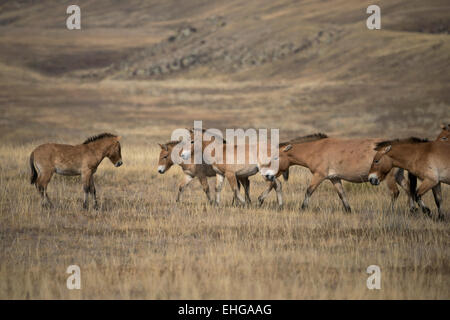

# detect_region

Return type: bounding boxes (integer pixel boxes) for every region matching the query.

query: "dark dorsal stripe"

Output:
[83,133,117,144]
[279,133,328,147]
[375,137,429,150]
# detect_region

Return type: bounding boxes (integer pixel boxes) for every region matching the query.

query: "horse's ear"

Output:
[283,144,292,152]
[383,145,392,154]
[158,143,168,151]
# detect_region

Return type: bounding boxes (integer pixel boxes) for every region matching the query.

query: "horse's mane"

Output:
[83,133,117,144]
[279,133,328,147]
[375,137,429,150]
[189,128,226,143]
[164,140,183,147]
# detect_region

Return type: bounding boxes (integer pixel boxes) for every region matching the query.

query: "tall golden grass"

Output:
[1,141,448,299]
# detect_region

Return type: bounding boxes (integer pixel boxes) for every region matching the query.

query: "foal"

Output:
[186,128,285,206]
[369,137,449,219]
[158,139,250,204]
[30,133,123,209]
[259,134,414,212]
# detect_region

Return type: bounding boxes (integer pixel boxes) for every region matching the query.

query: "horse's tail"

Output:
[408,171,417,201]
[30,152,38,185]
[282,168,289,181]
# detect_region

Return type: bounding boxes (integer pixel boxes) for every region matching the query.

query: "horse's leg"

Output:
[274,178,283,208]
[89,175,99,210]
[415,178,439,217]
[393,168,418,212]
[301,173,325,210]
[36,170,53,208]
[176,174,193,202]
[81,170,93,210]
[386,170,400,212]
[257,180,275,207]
[330,178,351,213]
[432,183,443,220]
[198,176,212,203]
[239,177,251,205]
[215,174,225,205]
[225,172,245,205]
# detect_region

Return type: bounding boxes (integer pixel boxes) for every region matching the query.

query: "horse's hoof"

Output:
[409,207,418,214]
[93,204,100,211]
[422,207,431,216]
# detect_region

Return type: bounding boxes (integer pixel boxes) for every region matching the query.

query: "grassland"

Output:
[0,0,449,299]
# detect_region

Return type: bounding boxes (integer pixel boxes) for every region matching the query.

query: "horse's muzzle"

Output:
[115,160,123,167]
[265,174,275,182]
[369,177,380,185]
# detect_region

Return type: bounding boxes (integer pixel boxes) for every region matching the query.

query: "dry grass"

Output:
[0,0,449,300]
[0,140,449,299]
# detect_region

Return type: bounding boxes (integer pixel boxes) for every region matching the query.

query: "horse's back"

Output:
[32,143,85,175]
[312,138,380,181]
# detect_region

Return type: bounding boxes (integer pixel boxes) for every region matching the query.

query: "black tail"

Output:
[282,168,289,181]
[408,171,417,201]
[30,152,37,185]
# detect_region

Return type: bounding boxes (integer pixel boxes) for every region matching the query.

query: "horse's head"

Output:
[259,155,279,181]
[181,128,220,162]
[157,143,175,174]
[106,136,123,167]
[368,145,393,185]
[258,145,289,181]
[438,123,450,142]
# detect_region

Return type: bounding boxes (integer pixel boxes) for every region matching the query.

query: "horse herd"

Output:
[29,124,449,219]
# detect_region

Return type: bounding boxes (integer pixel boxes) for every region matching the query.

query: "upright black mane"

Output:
[375,137,429,150]
[189,128,227,143]
[83,133,117,144]
[164,140,183,147]
[279,133,328,147]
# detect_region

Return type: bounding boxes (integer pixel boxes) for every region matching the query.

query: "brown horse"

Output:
[158,138,250,204]
[405,123,450,212]
[29,133,123,209]
[259,134,415,212]
[185,128,284,206]
[369,137,450,219]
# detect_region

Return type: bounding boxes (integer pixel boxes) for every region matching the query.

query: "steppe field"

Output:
[0,0,449,299]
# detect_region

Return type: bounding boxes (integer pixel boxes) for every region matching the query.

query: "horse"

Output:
[185,128,286,206]
[405,123,450,212]
[437,123,450,141]
[29,133,123,209]
[157,137,251,204]
[259,134,415,212]
[369,137,450,219]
